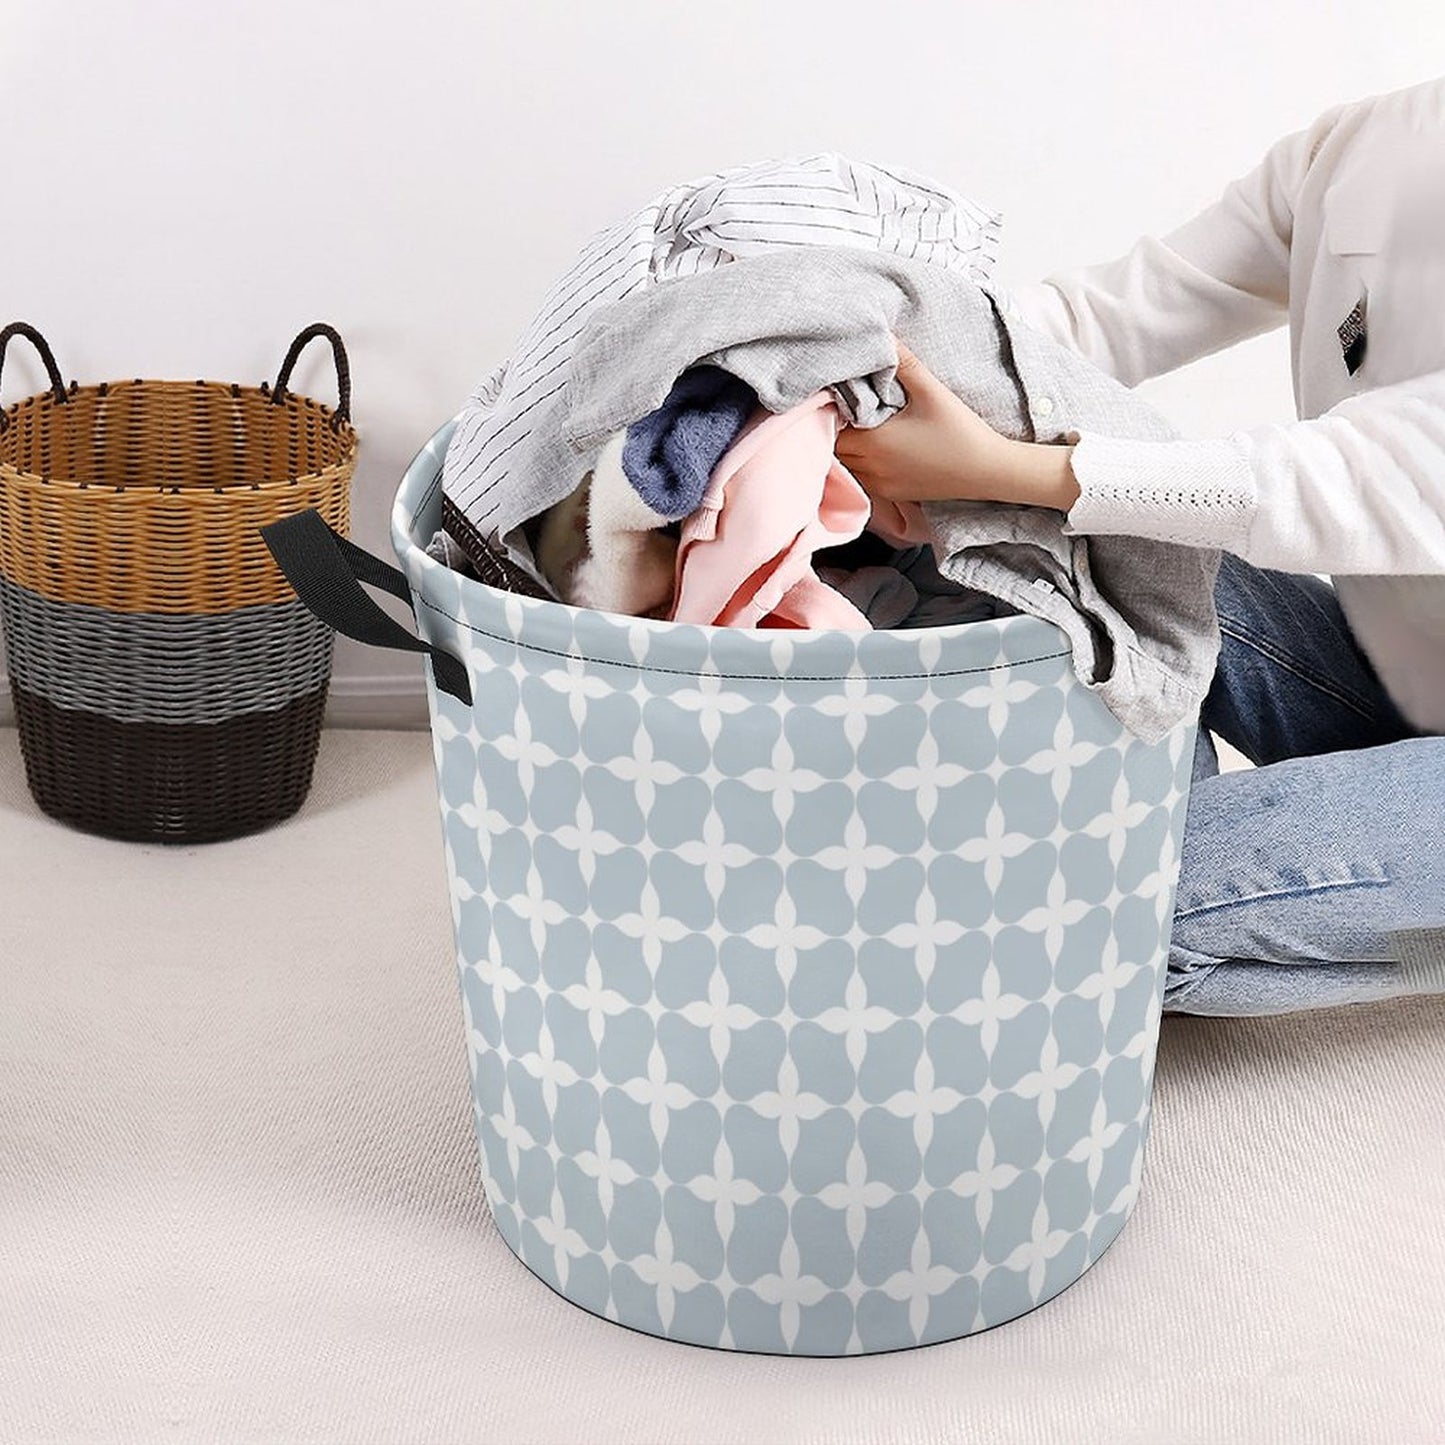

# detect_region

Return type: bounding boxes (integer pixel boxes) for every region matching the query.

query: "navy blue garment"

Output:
[621,365,758,520]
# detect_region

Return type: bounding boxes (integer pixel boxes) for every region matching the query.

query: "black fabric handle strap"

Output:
[260,509,472,705]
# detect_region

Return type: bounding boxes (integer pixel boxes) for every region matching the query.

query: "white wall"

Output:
[1,1,1438,726]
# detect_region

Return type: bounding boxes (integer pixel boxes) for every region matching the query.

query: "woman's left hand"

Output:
[834,341,1015,503]
[835,339,1081,512]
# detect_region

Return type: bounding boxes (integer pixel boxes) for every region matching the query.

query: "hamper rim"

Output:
[0,379,358,491]
[394,417,1072,657]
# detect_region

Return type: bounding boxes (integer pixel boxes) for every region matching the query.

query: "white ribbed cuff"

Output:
[1061,429,1258,552]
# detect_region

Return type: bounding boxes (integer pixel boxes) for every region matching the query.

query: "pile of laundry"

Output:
[428,153,1222,743]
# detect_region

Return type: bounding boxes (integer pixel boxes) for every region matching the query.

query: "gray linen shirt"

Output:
[442,246,1220,741]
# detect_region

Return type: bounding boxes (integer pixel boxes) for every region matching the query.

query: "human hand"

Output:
[835,339,1080,512]
[834,341,1014,503]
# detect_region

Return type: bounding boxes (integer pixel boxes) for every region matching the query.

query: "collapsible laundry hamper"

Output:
[0,321,356,843]
[264,419,1200,1357]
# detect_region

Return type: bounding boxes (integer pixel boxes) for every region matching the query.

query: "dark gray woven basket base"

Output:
[11,682,329,844]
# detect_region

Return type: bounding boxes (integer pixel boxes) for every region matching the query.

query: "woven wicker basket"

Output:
[0,321,357,843]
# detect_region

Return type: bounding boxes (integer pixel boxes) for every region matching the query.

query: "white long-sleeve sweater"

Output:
[996,76,1445,734]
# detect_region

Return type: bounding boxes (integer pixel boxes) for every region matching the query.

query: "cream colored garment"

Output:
[538,432,678,619]
[1000,75,1445,732]
[533,470,591,598]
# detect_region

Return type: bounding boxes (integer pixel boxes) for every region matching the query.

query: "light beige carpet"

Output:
[2,729,1443,1445]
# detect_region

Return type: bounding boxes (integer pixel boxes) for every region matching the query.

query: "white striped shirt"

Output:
[442,152,1001,537]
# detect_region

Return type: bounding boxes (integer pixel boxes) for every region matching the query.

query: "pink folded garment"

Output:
[667,392,876,630]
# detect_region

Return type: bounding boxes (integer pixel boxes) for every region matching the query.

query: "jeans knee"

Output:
[1162,939,1222,1014]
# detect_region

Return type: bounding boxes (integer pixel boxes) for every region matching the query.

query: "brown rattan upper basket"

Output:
[0,322,355,613]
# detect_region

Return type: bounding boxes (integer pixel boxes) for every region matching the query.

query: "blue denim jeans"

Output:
[1166,551,1445,1015]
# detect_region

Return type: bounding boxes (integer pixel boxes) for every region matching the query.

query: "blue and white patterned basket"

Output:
[305,421,1198,1355]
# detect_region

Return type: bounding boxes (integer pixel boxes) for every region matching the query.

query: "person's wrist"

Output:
[1039,442,1080,512]
[971,431,1027,499]
[988,438,1079,511]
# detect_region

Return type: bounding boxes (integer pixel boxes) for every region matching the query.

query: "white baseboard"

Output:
[0,671,430,731]
[323,674,430,730]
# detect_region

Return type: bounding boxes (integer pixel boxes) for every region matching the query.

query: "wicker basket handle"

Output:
[259,509,472,706]
[0,322,68,431]
[271,322,351,428]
